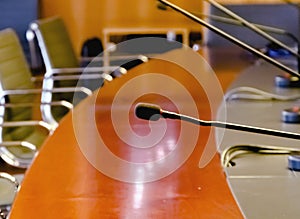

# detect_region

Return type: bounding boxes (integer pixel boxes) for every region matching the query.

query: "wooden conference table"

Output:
[10,47,251,218]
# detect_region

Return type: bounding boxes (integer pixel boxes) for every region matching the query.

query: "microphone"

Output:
[157,2,168,11]
[135,103,180,121]
[157,3,298,46]
[157,0,300,78]
[158,1,299,57]
[135,103,300,140]
[191,13,299,52]
[205,0,299,58]
[200,14,293,36]
[158,2,300,74]
[205,0,300,77]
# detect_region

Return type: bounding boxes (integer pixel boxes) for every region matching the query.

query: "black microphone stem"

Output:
[205,0,300,59]
[157,0,300,78]
[195,12,299,45]
[162,110,300,140]
[159,3,298,40]
[199,11,300,74]
[198,13,286,34]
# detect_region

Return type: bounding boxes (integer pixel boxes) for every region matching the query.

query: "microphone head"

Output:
[135,103,162,121]
[157,2,168,11]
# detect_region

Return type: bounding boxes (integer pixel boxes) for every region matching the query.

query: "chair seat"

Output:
[2,126,48,159]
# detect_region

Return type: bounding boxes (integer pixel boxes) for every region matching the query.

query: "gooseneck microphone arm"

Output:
[205,0,300,58]
[197,8,300,74]
[192,13,299,45]
[158,2,298,40]
[157,0,300,78]
[135,103,300,140]
[205,0,300,74]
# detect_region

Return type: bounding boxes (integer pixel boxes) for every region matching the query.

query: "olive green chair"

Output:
[28,16,123,86]
[27,16,146,74]
[27,16,130,127]
[0,28,54,168]
[27,16,149,78]
[0,172,20,218]
[0,28,97,168]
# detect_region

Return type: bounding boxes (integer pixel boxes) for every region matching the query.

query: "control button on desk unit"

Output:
[288,155,300,171]
[275,74,300,88]
[282,106,300,123]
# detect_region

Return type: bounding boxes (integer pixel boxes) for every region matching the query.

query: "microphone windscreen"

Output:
[120,59,144,71]
[135,103,162,121]
[157,2,168,10]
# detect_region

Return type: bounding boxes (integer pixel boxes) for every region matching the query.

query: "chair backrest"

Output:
[29,16,79,71]
[0,28,47,167]
[0,28,35,122]
[29,16,85,102]
[28,17,84,125]
[81,37,104,57]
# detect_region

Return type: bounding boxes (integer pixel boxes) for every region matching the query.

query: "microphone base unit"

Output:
[274,74,300,88]
[281,106,300,123]
[288,155,300,171]
[264,43,293,58]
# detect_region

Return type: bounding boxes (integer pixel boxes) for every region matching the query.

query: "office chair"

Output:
[0,172,19,219]
[0,28,97,167]
[28,16,124,81]
[27,16,134,126]
[27,16,148,79]
[80,36,149,73]
[0,28,57,168]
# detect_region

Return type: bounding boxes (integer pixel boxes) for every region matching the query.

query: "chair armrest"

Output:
[0,120,56,152]
[2,120,54,132]
[51,86,93,96]
[1,86,92,101]
[34,71,117,82]
[49,66,126,75]
[51,73,113,82]
[0,120,53,152]
[80,54,148,62]
[2,89,42,96]
[0,100,73,110]
[43,100,73,109]
[0,141,37,153]
[0,102,43,108]
[0,87,89,125]
[0,89,43,104]
[0,172,19,191]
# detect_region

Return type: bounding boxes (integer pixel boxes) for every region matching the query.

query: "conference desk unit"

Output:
[8,46,300,218]
[216,60,300,218]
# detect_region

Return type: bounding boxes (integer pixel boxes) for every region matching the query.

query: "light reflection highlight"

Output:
[132,183,145,209]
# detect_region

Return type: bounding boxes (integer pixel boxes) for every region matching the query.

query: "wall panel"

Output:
[40,0,203,55]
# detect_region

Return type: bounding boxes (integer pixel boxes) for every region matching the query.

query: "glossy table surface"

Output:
[216,59,300,218]
[9,47,251,218]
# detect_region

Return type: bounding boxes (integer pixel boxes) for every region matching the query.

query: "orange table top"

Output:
[10,48,250,218]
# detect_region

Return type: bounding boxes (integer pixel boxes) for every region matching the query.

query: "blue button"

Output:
[275,75,300,88]
[288,155,300,171]
[282,107,300,123]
